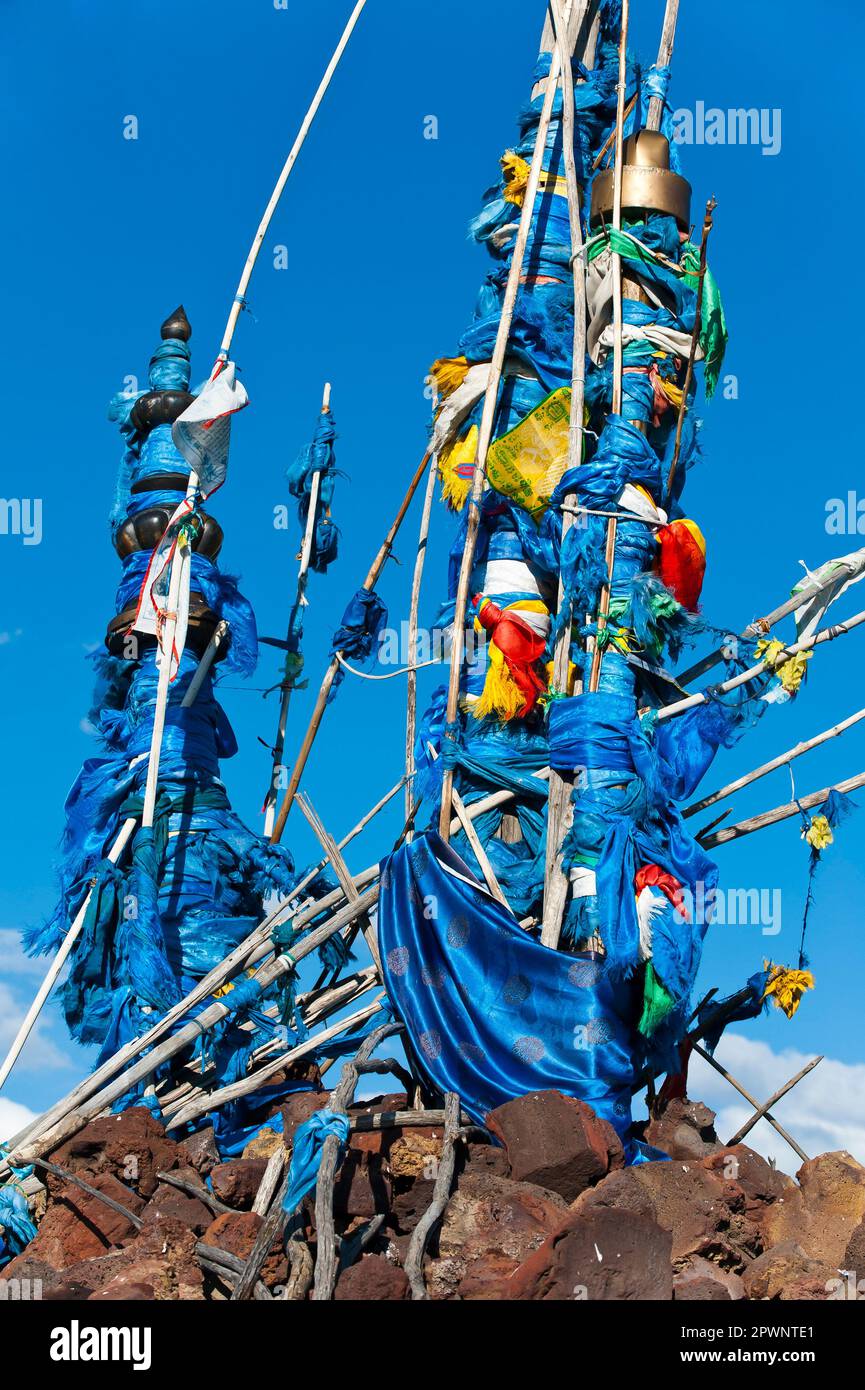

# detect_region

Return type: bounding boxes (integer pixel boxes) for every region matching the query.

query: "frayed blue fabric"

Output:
[283,1111,351,1214]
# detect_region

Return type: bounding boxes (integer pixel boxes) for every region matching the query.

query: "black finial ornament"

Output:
[161,305,192,342]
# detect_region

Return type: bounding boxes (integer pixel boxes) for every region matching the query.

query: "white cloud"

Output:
[690,1032,865,1176]
[0,1097,36,1146]
[0,931,47,979]
[0,983,76,1076]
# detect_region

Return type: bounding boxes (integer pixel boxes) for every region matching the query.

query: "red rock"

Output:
[14,1170,145,1268]
[178,1126,220,1176]
[334,1254,409,1301]
[643,1098,720,1160]
[141,1169,214,1234]
[500,1205,672,1301]
[742,1241,834,1301]
[22,1219,204,1301]
[390,1177,436,1234]
[333,1151,392,1219]
[843,1217,865,1272]
[485,1091,624,1202]
[761,1151,865,1266]
[89,1277,157,1300]
[282,1091,330,1150]
[673,1256,744,1301]
[424,1171,568,1301]
[48,1107,178,1197]
[210,1159,268,1210]
[202,1210,287,1288]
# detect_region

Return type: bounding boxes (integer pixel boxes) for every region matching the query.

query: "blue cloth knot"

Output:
[283,1110,350,1214]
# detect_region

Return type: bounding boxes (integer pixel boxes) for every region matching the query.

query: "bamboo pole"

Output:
[438,38,566,841]
[541,0,598,946]
[0,815,137,1092]
[217,1,369,361]
[700,769,865,849]
[263,383,332,837]
[684,706,865,819]
[270,450,432,843]
[405,451,440,829]
[658,606,865,724]
[587,0,630,694]
[296,792,383,977]
[726,1055,822,1148]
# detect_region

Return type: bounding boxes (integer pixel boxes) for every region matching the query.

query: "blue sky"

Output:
[1,0,864,1166]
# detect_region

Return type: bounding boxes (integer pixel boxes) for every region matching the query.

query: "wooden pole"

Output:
[587,0,630,695]
[700,769,865,850]
[541,0,599,946]
[0,815,137,1091]
[691,1041,809,1164]
[405,451,440,829]
[263,383,332,837]
[438,35,566,841]
[217,1,369,361]
[658,606,865,724]
[295,792,383,977]
[270,450,431,843]
[665,196,716,503]
[684,706,865,819]
[726,1055,822,1148]
[405,1091,461,1300]
[180,620,228,708]
[646,0,680,130]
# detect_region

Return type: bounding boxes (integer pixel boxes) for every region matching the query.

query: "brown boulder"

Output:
[140,1168,214,1234]
[742,1240,835,1301]
[202,1210,287,1289]
[334,1253,410,1301]
[282,1091,330,1150]
[843,1216,865,1273]
[333,1151,392,1219]
[388,1133,442,1181]
[48,1107,178,1197]
[424,1170,567,1300]
[500,1205,672,1301]
[178,1126,219,1177]
[673,1255,744,1301]
[644,1098,721,1160]
[761,1151,865,1266]
[485,1091,624,1202]
[242,1129,283,1161]
[210,1159,268,1210]
[15,1170,145,1268]
[20,1219,203,1301]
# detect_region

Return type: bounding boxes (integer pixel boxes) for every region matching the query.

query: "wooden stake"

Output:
[646,0,680,131]
[405,1091,461,1300]
[691,1041,809,1163]
[296,791,383,977]
[180,620,228,707]
[685,706,865,819]
[270,450,431,843]
[700,769,865,850]
[726,1055,822,1148]
[263,383,332,837]
[437,33,567,842]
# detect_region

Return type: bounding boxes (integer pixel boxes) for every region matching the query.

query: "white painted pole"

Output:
[217,2,369,361]
[0,817,137,1091]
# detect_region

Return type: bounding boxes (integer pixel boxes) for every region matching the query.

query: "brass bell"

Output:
[590,130,691,229]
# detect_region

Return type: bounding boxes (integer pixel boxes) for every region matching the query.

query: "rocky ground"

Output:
[5,1089,864,1300]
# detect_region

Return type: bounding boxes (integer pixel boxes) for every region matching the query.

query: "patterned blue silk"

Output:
[379,831,656,1160]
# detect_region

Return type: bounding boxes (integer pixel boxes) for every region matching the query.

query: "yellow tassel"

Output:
[804,814,833,851]
[763,963,815,1020]
[430,355,470,400]
[438,426,478,511]
[756,637,811,694]
[501,151,531,208]
[658,376,685,410]
[472,644,526,722]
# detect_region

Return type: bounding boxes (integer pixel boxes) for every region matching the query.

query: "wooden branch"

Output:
[270,450,432,842]
[312,1020,403,1301]
[405,1091,462,1300]
[296,791,383,977]
[155,1170,232,1217]
[197,1242,272,1302]
[691,1042,809,1163]
[685,706,865,818]
[700,770,865,849]
[29,1156,142,1231]
[646,0,680,130]
[252,1145,288,1218]
[726,1056,823,1148]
